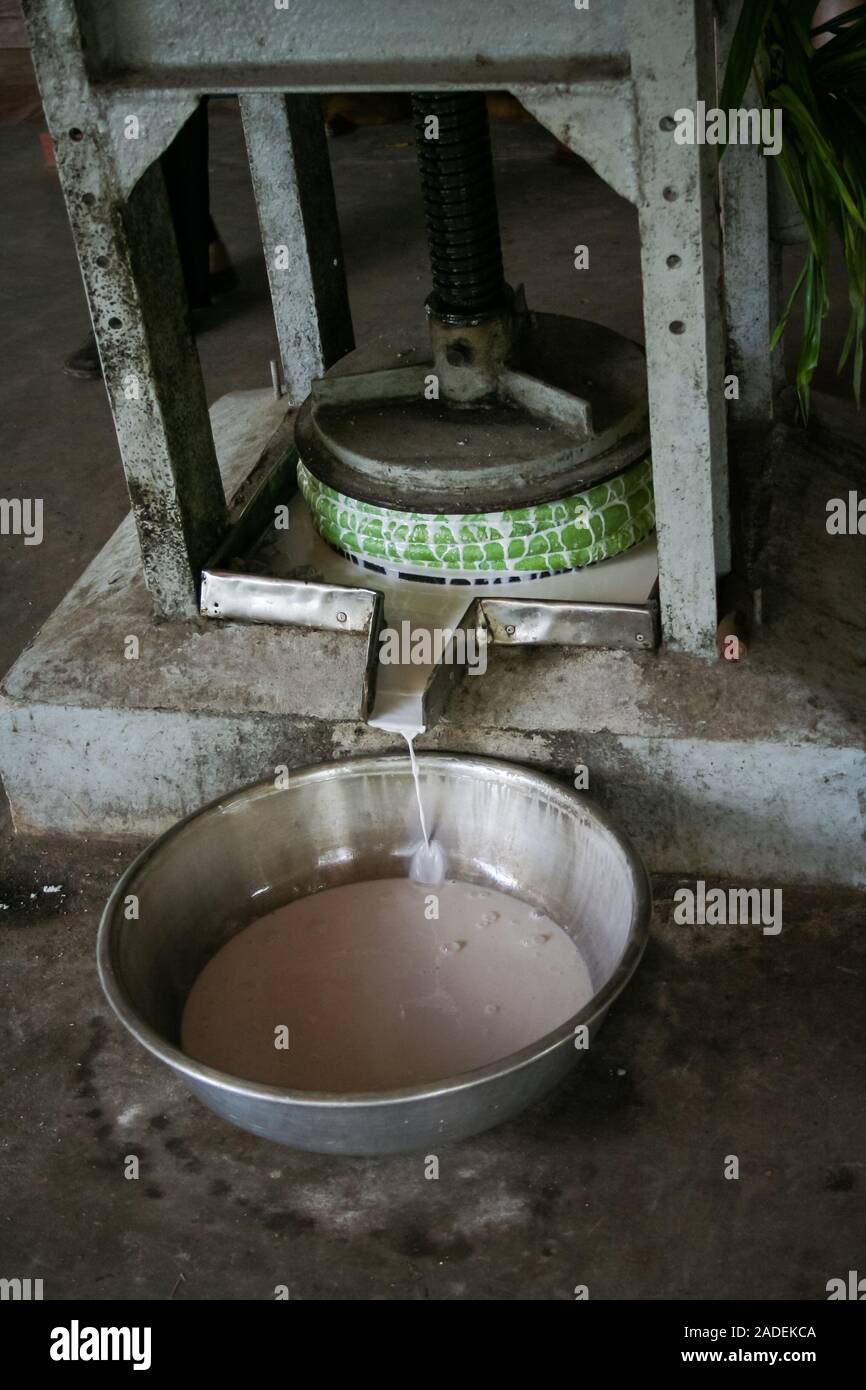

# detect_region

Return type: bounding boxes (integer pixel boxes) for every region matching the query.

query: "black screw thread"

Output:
[411,92,506,316]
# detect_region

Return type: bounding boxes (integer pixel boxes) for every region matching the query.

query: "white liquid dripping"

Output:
[404,730,429,850]
[402,729,445,886]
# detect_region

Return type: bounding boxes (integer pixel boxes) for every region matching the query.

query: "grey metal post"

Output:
[241,94,354,404]
[22,0,229,621]
[633,0,730,654]
[717,0,776,428]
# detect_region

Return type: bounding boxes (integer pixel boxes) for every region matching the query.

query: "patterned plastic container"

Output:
[298,455,655,583]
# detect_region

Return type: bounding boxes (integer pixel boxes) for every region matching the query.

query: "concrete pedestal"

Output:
[1,391,863,887]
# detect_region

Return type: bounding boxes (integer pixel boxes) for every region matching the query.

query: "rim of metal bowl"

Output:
[97,753,652,1109]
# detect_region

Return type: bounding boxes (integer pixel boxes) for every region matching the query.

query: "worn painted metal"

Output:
[22,0,228,619]
[717,0,777,430]
[632,0,730,653]
[515,84,640,207]
[240,94,353,403]
[71,0,633,90]
[24,0,739,652]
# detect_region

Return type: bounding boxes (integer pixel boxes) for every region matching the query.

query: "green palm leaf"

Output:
[722,0,866,417]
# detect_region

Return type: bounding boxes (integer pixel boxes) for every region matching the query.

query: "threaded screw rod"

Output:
[411,92,506,317]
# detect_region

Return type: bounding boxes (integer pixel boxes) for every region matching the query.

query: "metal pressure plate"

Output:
[295,311,650,515]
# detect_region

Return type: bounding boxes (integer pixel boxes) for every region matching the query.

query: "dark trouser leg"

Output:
[161,99,212,311]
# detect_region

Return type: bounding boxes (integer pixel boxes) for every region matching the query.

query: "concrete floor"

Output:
[1,99,864,1300]
[2,832,864,1300]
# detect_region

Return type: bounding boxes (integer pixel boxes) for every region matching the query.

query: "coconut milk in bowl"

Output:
[98,754,650,1155]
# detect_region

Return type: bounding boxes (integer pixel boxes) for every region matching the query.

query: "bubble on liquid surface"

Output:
[484,1003,501,1015]
[476,910,499,928]
[441,940,466,955]
[530,908,545,920]
[522,933,551,947]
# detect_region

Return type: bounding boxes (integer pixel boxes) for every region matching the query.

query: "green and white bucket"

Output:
[298,454,655,583]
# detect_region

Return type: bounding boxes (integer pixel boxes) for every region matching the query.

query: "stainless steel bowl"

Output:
[98,754,651,1155]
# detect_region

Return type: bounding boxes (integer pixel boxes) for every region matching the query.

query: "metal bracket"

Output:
[379,594,657,731]
[418,601,487,732]
[479,598,658,650]
[200,569,384,721]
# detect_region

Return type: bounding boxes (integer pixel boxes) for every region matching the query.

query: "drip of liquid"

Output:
[402,729,445,885]
[181,878,593,1091]
[404,730,429,850]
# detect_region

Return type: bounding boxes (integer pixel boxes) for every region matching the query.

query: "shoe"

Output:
[64,331,101,379]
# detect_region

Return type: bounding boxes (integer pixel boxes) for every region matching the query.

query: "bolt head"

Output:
[336,611,347,623]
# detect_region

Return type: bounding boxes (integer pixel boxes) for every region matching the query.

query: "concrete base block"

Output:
[2,391,864,887]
